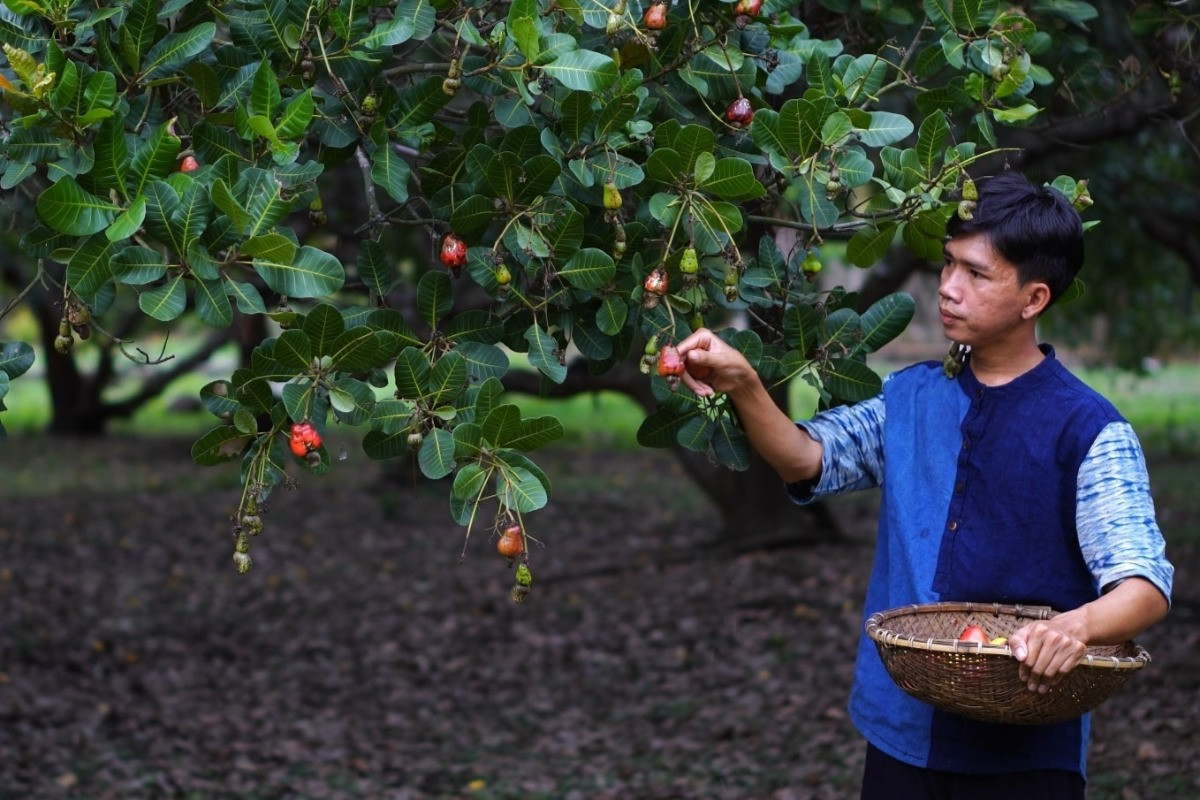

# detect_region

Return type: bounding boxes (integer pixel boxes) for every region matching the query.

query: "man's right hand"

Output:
[674,328,760,399]
[675,327,825,485]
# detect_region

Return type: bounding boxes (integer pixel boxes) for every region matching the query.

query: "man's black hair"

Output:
[945,171,1085,306]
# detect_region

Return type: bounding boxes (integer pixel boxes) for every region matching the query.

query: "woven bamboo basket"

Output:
[866,602,1150,726]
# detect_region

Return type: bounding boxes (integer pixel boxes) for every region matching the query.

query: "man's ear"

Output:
[1021,282,1052,319]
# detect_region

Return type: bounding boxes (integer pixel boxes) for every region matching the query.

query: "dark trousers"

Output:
[861,743,1086,800]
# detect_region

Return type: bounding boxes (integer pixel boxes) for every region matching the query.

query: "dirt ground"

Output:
[0,436,1196,800]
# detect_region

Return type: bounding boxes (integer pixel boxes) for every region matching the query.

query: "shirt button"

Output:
[948,521,959,531]
[955,482,964,493]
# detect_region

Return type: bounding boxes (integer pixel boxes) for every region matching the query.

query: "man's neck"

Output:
[967,341,1046,387]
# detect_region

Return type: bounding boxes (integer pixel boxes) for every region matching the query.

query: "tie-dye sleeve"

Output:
[1076,421,1174,604]
[787,394,886,504]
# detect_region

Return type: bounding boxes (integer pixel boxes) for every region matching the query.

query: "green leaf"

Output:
[276,89,314,140]
[645,148,685,185]
[676,414,713,452]
[711,416,751,471]
[274,329,313,371]
[237,167,292,236]
[194,277,233,328]
[370,399,414,436]
[128,122,181,197]
[524,324,567,384]
[139,273,187,321]
[371,144,411,204]
[36,178,117,235]
[112,245,168,285]
[190,425,252,465]
[498,466,548,513]
[242,232,297,263]
[443,309,502,344]
[363,428,408,460]
[417,270,453,329]
[250,61,281,118]
[820,358,882,402]
[141,22,215,81]
[302,303,345,357]
[330,327,380,372]
[558,91,593,143]
[778,98,829,157]
[508,0,540,63]
[254,245,345,298]
[4,126,67,164]
[453,421,484,458]
[66,234,118,296]
[596,295,628,336]
[559,247,615,290]
[417,428,457,479]
[449,195,496,237]
[119,0,157,72]
[357,239,397,294]
[329,377,375,425]
[211,178,251,234]
[992,103,1039,124]
[542,49,618,92]
[699,158,766,202]
[856,292,915,354]
[783,303,820,356]
[673,125,716,174]
[427,351,468,406]
[199,380,242,419]
[394,347,431,399]
[453,463,488,501]
[857,111,915,147]
[846,221,897,268]
[482,402,521,448]
[692,199,744,237]
[916,110,949,174]
[637,408,688,448]
[506,415,565,451]
[359,17,415,49]
[455,340,509,382]
[225,277,267,313]
[106,196,146,242]
[0,341,35,378]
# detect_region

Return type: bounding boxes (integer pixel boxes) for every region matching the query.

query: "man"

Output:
[675,171,1173,799]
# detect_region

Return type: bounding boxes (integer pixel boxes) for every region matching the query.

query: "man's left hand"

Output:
[1008,619,1087,694]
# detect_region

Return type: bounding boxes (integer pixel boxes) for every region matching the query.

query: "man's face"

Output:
[938,232,1044,348]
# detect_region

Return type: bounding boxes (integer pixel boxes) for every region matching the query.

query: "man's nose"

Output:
[938,268,960,301]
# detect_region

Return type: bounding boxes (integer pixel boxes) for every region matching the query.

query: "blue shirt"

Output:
[790,348,1174,776]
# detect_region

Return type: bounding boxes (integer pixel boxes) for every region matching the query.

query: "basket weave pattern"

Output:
[866,602,1149,726]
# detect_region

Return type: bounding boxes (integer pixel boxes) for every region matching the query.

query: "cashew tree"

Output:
[1,0,1182,599]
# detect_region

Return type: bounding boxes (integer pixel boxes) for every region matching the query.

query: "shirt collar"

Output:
[959,343,1057,396]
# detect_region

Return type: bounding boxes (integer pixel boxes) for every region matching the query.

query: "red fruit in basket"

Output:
[958,625,988,645]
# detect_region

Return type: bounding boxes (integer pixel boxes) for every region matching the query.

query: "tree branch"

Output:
[101,327,239,421]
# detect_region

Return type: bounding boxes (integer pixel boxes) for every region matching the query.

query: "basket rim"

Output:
[865,601,1150,670]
